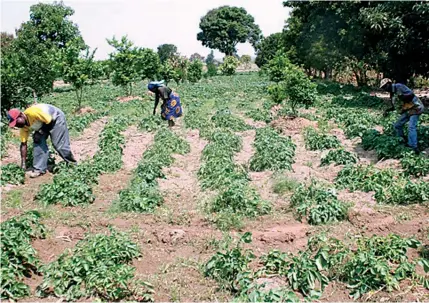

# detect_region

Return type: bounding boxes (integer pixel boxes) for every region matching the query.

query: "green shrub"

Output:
[1,163,25,186]
[320,149,358,166]
[250,127,295,171]
[291,181,349,225]
[304,128,341,151]
[1,212,46,300]
[37,229,153,301]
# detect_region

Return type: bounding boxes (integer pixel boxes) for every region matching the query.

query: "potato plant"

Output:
[37,229,153,301]
[1,163,25,185]
[1,212,46,300]
[68,111,107,134]
[116,128,190,212]
[304,127,341,151]
[211,108,250,131]
[290,181,350,225]
[400,152,429,177]
[250,127,296,171]
[320,149,358,166]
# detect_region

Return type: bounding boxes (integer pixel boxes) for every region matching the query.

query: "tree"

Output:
[264,52,294,83]
[159,61,176,86]
[169,55,190,84]
[1,2,83,111]
[107,36,140,95]
[190,53,205,62]
[157,44,178,63]
[220,56,239,76]
[1,32,14,50]
[205,50,215,64]
[255,33,285,68]
[240,55,252,69]
[135,48,160,81]
[57,40,98,109]
[188,60,203,83]
[197,6,262,56]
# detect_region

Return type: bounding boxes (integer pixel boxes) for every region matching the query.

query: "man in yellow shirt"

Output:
[7,104,77,178]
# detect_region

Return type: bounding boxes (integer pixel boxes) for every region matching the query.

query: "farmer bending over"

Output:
[148,81,183,127]
[7,104,77,178]
[380,78,425,154]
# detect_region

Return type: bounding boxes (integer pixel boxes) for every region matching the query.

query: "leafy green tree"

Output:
[205,50,215,64]
[57,40,98,109]
[159,61,176,85]
[220,56,239,76]
[190,53,204,62]
[1,2,82,112]
[240,55,252,69]
[107,36,140,95]
[255,33,284,68]
[188,60,203,83]
[197,6,262,56]
[169,55,189,84]
[264,52,294,83]
[1,32,14,50]
[205,63,218,77]
[136,48,160,81]
[157,44,177,63]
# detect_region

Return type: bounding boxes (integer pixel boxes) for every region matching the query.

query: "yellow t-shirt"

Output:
[20,104,53,143]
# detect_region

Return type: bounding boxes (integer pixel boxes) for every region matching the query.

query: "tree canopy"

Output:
[157,44,178,63]
[197,6,262,56]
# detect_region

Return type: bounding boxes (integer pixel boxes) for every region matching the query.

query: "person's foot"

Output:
[27,170,45,178]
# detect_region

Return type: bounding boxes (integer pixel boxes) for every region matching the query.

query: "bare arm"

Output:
[20,142,27,169]
[153,93,160,115]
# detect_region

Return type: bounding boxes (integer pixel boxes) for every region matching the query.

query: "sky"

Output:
[1,0,291,60]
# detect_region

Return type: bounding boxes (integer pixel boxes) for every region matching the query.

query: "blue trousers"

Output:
[393,113,419,149]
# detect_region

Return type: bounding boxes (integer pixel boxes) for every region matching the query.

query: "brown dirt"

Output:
[271,116,317,134]
[116,96,143,103]
[157,129,207,226]
[122,125,154,170]
[75,106,95,114]
[71,117,108,162]
[234,129,255,166]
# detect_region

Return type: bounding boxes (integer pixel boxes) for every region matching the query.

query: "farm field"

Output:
[1,73,428,302]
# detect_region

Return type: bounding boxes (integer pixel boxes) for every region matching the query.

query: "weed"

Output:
[272,175,299,195]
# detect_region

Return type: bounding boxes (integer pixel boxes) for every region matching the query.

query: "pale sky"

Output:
[1,0,291,60]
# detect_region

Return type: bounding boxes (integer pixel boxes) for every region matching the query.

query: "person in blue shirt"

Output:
[379,78,425,154]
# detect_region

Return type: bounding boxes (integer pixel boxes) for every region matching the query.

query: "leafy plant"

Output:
[1,211,46,300]
[304,127,341,151]
[291,181,349,225]
[211,108,250,131]
[37,229,153,301]
[204,232,255,291]
[320,149,358,166]
[250,127,296,171]
[400,152,429,177]
[1,163,25,185]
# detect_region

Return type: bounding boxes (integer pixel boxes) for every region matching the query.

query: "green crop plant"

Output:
[361,129,409,160]
[1,163,25,186]
[115,128,189,213]
[245,108,272,123]
[304,127,341,151]
[335,165,399,192]
[290,181,349,225]
[68,111,107,134]
[198,157,248,190]
[374,179,429,205]
[250,127,296,171]
[400,152,429,177]
[1,212,46,300]
[320,149,358,166]
[211,108,250,131]
[138,114,164,132]
[204,232,255,292]
[210,181,271,217]
[37,229,153,301]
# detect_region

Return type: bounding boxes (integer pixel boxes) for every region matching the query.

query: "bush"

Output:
[220,56,239,76]
[1,212,46,300]
[320,149,358,166]
[249,127,296,171]
[1,163,25,186]
[188,59,203,83]
[304,128,341,151]
[291,181,350,225]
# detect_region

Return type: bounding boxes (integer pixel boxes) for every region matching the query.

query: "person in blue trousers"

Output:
[379,78,425,154]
